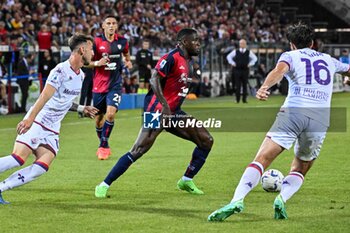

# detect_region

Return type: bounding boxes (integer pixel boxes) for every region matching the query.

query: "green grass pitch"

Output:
[0,93,349,233]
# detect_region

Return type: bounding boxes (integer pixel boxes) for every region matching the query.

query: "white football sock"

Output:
[280,171,304,202]
[0,154,25,173]
[0,163,48,192]
[231,162,264,203]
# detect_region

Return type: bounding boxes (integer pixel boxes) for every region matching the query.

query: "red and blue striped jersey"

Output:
[92,34,129,93]
[144,47,193,113]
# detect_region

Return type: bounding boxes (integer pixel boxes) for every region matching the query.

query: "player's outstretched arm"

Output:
[17,84,56,135]
[85,56,110,68]
[256,62,289,101]
[70,102,99,119]
[150,70,171,115]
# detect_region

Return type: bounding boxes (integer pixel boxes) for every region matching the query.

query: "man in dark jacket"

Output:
[17,53,34,113]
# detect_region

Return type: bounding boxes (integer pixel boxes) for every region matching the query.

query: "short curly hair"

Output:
[286,22,314,49]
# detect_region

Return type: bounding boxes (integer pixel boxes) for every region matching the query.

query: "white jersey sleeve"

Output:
[331,57,350,73]
[46,67,65,90]
[277,52,293,71]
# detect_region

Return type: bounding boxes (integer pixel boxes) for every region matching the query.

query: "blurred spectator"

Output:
[135,40,153,90]
[0,21,8,43]
[37,24,52,65]
[78,67,93,117]
[254,63,267,88]
[16,53,35,113]
[124,75,139,94]
[37,24,52,51]
[339,49,349,64]
[22,23,37,46]
[38,50,56,86]
[200,76,212,97]
[0,58,8,112]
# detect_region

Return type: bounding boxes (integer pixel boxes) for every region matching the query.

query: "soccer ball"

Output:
[0,106,8,115]
[261,169,284,192]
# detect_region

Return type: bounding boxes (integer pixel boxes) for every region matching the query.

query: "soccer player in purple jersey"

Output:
[87,15,132,160]
[208,22,350,221]
[0,34,98,204]
[95,28,214,198]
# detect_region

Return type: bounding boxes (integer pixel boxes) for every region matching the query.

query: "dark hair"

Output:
[286,22,314,49]
[68,34,94,51]
[176,28,197,42]
[25,52,34,59]
[103,15,118,22]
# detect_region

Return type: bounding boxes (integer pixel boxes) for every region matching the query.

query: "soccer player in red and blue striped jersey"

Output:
[88,15,132,160]
[95,28,214,197]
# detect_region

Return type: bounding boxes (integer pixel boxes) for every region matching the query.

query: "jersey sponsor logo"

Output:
[179,65,185,70]
[105,62,117,70]
[143,110,161,129]
[159,59,167,68]
[99,46,106,50]
[109,54,121,58]
[292,86,329,102]
[178,73,192,83]
[63,89,80,96]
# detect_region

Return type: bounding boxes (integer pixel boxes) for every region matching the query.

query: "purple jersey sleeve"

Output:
[278,52,293,71]
[331,57,350,73]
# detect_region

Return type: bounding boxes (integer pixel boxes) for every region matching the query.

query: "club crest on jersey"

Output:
[179,65,185,70]
[117,44,122,50]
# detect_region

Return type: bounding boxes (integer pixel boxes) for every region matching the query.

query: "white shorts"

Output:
[266,111,327,161]
[16,122,59,156]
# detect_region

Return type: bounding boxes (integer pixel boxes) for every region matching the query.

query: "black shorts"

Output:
[139,70,151,83]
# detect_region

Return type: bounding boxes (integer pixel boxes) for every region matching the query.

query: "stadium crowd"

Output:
[0,0,289,56]
[0,0,294,113]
